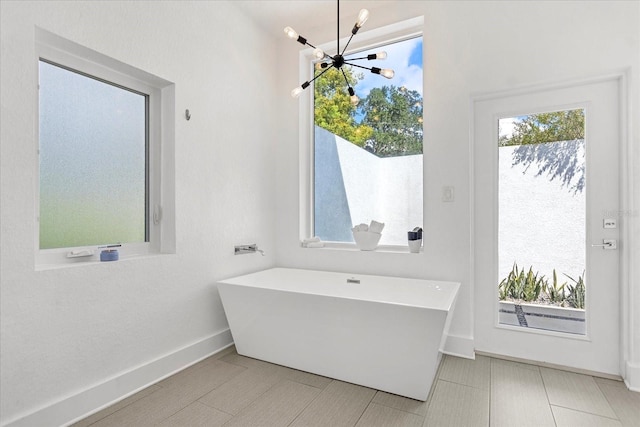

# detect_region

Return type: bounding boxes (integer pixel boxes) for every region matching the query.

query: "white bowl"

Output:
[352,231,382,251]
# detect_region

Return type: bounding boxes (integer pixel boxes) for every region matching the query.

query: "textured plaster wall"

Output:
[0,1,276,423]
[315,126,423,246]
[499,141,586,283]
[274,0,639,362]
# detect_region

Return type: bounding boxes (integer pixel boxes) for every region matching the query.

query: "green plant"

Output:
[498,277,510,300]
[522,266,544,302]
[498,262,520,300]
[565,272,586,309]
[498,263,544,302]
[499,264,585,309]
[545,269,566,304]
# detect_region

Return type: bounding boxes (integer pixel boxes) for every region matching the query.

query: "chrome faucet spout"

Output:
[234,244,265,256]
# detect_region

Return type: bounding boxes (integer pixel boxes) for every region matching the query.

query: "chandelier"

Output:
[284,0,394,106]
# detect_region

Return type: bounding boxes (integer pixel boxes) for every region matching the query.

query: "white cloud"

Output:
[349,37,423,99]
[499,117,519,138]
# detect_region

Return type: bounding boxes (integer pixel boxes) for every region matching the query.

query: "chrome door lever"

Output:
[591,239,617,249]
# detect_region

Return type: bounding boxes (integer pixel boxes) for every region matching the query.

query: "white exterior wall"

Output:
[499,141,586,284]
[334,133,423,246]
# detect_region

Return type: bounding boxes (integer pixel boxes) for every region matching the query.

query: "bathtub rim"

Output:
[217,267,460,312]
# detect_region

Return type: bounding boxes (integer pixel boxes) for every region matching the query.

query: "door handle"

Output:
[591,239,617,249]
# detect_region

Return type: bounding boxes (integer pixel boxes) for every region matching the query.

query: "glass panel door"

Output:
[473,77,620,375]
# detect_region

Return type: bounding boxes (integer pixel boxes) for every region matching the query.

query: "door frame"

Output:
[469,72,633,380]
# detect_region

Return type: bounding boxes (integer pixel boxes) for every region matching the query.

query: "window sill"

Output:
[301,241,423,254]
[35,252,174,271]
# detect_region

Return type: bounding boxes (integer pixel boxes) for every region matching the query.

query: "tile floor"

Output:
[73,346,640,426]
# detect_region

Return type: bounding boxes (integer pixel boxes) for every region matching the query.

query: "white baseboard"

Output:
[441,333,474,359]
[624,361,640,392]
[2,329,233,427]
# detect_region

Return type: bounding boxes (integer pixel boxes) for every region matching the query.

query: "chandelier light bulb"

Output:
[313,48,325,59]
[348,87,359,106]
[291,86,304,98]
[375,51,387,60]
[356,9,370,28]
[291,81,310,98]
[380,68,395,79]
[284,26,298,40]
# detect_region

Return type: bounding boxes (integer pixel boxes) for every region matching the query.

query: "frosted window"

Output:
[39,60,147,249]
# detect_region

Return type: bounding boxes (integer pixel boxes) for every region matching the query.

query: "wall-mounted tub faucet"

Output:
[234,244,265,256]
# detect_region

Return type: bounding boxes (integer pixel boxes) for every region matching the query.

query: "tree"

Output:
[359,85,423,157]
[499,110,584,146]
[314,66,373,147]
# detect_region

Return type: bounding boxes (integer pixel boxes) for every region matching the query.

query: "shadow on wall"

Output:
[499,139,585,283]
[314,127,354,241]
[512,139,585,195]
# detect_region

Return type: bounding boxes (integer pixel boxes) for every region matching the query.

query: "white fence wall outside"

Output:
[316,127,423,246]
[499,141,585,285]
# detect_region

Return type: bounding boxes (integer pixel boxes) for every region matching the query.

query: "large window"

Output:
[313,34,424,246]
[36,28,175,266]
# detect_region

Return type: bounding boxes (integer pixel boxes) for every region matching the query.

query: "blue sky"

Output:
[346,36,423,100]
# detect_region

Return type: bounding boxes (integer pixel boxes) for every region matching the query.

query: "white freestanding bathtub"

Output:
[217,268,459,401]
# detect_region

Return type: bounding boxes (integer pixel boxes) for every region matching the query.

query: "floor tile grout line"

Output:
[81,384,167,427]
[220,377,294,426]
[155,358,255,425]
[285,379,335,427]
[540,367,622,423]
[369,397,428,418]
[549,403,623,422]
[435,377,490,391]
[196,377,278,419]
[594,376,627,423]
[196,398,237,418]
[352,394,377,427]
[536,361,558,427]
[156,367,250,426]
[488,356,493,427]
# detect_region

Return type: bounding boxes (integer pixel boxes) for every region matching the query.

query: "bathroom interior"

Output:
[1,1,639,426]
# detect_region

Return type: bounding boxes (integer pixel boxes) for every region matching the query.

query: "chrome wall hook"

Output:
[185,109,191,121]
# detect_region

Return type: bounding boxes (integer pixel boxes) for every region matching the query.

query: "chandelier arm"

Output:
[340,68,352,87]
[304,41,319,50]
[340,34,355,56]
[308,64,335,85]
[344,55,369,61]
[344,61,374,72]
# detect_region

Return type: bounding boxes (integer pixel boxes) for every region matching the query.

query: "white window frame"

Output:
[35,28,175,269]
[298,16,424,250]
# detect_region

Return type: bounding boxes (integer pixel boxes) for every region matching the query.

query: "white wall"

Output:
[0,1,277,425]
[499,141,585,284]
[333,131,423,246]
[274,0,639,368]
